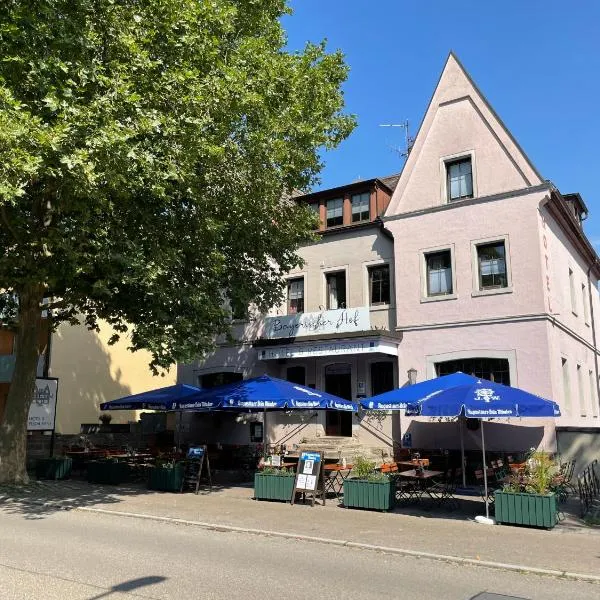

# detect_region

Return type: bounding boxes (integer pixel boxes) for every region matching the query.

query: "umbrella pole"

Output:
[263,405,267,458]
[481,420,489,520]
[459,416,466,488]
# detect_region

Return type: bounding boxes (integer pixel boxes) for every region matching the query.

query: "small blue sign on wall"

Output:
[402,433,412,448]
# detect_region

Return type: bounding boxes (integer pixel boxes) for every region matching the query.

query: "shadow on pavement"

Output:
[87,576,167,600]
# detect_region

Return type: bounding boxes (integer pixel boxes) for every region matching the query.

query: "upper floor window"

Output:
[582,284,590,324]
[368,265,390,305]
[569,268,577,315]
[287,277,304,314]
[326,271,346,310]
[425,250,453,296]
[351,192,370,223]
[309,202,320,228]
[477,241,507,290]
[326,198,343,227]
[447,158,473,202]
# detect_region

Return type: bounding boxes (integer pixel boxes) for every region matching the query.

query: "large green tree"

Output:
[0,0,354,483]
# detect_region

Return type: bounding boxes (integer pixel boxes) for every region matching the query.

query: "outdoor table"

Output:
[397,469,443,503]
[323,463,353,500]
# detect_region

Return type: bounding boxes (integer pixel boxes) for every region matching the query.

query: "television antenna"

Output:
[379,120,414,160]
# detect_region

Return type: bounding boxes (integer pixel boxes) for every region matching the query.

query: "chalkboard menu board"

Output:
[291,450,325,506]
[182,444,212,494]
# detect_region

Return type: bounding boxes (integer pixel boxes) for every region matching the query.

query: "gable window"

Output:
[351,192,370,222]
[287,277,304,314]
[446,158,473,202]
[368,265,390,305]
[425,250,453,296]
[326,271,346,310]
[326,198,343,227]
[477,242,508,290]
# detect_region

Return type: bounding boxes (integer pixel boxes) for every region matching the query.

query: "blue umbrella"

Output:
[179,375,357,411]
[360,372,479,410]
[405,378,561,522]
[99,383,202,411]
[179,375,357,451]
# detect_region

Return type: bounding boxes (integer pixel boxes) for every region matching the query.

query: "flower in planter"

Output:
[503,450,558,495]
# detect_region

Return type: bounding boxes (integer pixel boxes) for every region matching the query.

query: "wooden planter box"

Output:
[254,472,295,502]
[87,460,130,485]
[494,490,558,529]
[148,465,184,492]
[35,457,72,480]
[343,478,394,512]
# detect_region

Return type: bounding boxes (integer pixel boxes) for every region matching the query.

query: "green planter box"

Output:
[148,465,184,492]
[494,490,558,529]
[254,473,295,502]
[35,457,72,480]
[343,478,394,511]
[87,460,130,485]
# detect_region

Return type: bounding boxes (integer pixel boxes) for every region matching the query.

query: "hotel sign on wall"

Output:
[28,377,58,431]
[263,307,371,339]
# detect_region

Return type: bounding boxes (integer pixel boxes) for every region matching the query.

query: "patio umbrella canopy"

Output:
[404,377,561,521]
[99,383,202,411]
[360,372,479,410]
[178,375,357,411]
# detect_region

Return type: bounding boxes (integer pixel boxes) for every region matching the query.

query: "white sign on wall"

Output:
[259,339,398,360]
[263,307,371,339]
[27,378,58,431]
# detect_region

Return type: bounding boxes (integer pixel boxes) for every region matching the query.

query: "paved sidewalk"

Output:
[1,479,599,579]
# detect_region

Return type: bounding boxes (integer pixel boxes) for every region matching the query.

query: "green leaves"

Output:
[0,0,355,371]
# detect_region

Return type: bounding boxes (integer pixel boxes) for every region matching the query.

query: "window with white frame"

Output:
[476,241,508,290]
[561,357,571,412]
[577,364,586,416]
[287,277,304,314]
[351,192,370,222]
[425,250,453,296]
[590,370,599,418]
[326,271,346,310]
[326,198,343,227]
[569,268,577,314]
[446,157,473,202]
[368,264,390,305]
[582,284,590,324]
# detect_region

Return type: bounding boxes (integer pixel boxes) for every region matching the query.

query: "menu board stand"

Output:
[182,445,212,494]
[290,450,325,507]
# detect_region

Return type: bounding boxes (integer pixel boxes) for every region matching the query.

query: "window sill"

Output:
[369,303,391,309]
[471,286,513,298]
[420,293,457,303]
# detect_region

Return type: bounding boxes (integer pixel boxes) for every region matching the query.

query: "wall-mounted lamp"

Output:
[407,368,417,385]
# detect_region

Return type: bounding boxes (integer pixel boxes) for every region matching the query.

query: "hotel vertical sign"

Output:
[28,377,59,431]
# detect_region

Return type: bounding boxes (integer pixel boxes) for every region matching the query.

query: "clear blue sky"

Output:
[283,1,600,245]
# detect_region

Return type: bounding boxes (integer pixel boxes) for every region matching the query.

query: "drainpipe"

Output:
[587,265,600,412]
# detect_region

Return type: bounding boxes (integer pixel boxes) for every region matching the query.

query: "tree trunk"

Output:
[0,284,45,484]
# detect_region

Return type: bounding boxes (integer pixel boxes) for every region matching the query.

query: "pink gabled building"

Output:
[180,54,600,468]
[384,53,599,463]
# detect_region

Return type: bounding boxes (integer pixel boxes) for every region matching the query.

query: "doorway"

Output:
[324,363,353,437]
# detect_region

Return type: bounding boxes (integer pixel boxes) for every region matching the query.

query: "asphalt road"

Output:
[0,506,597,600]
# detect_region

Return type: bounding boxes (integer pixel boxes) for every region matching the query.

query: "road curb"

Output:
[66,505,600,584]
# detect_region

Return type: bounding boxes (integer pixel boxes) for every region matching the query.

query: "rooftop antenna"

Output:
[379,120,414,160]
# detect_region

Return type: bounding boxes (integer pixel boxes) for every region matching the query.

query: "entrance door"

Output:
[324,364,353,437]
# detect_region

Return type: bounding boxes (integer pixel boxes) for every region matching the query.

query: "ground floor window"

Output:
[370,361,395,396]
[435,357,510,385]
[200,371,243,389]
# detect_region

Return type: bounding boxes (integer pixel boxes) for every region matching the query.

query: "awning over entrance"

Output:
[256,334,399,361]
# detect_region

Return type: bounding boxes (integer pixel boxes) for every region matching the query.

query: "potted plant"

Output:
[343,455,394,511]
[494,450,559,529]
[87,457,130,485]
[148,458,184,492]
[254,466,296,502]
[35,456,73,480]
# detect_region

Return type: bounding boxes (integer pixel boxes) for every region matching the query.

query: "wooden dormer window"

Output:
[326,198,343,227]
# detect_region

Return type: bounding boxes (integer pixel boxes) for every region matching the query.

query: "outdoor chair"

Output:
[475,468,500,507]
[555,459,577,502]
[395,474,420,504]
[428,468,460,510]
